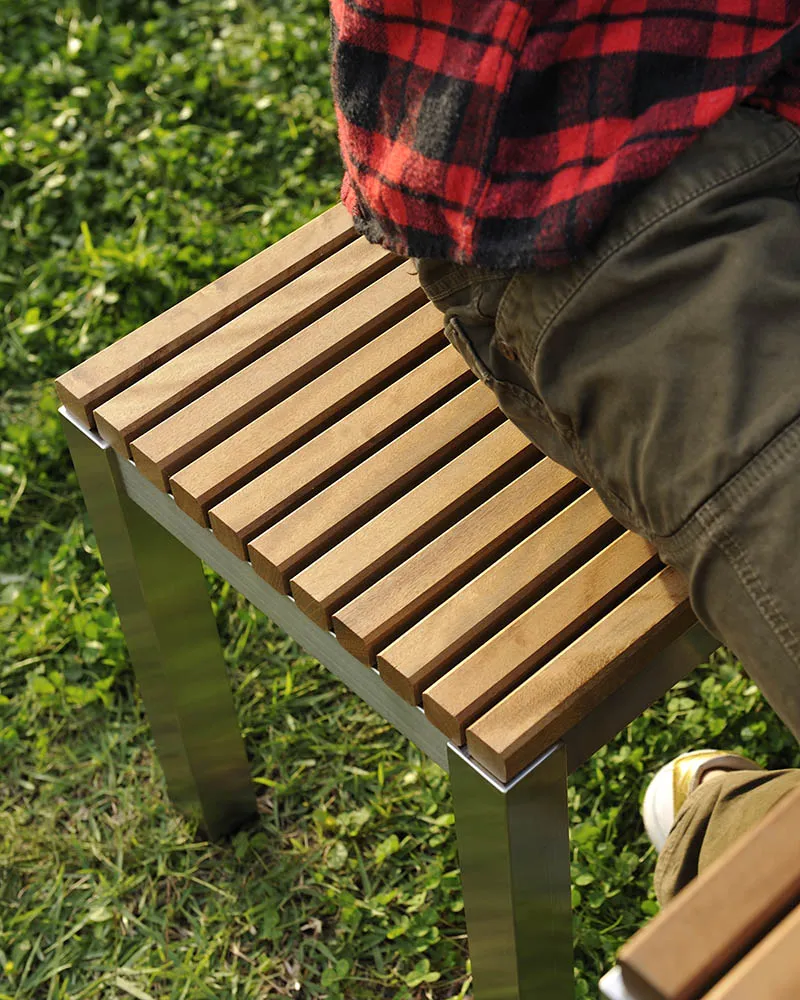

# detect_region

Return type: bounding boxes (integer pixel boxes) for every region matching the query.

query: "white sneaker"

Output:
[641,749,763,853]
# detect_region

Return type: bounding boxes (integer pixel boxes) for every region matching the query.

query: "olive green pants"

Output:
[654,767,800,904]
[415,103,800,905]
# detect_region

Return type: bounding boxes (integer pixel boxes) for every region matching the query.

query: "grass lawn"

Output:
[2,2,799,998]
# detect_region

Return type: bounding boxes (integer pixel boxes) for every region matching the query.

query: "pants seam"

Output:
[659,415,800,671]
[421,267,512,302]
[664,410,800,554]
[707,510,800,667]
[572,437,644,532]
[499,378,546,412]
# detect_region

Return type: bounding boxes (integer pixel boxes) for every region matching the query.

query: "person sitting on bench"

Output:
[327,1,800,906]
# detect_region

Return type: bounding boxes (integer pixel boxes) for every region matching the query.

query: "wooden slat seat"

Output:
[289,420,538,629]
[602,785,800,1000]
[57,205,356,430]
[331,459,582,665]
[197,345,472,536]
[467,567,695,781]
[94,238,396,456]
[170,303,451,530]
[130,266,427,489]
[248,381,510,593]
[55,207,699,786]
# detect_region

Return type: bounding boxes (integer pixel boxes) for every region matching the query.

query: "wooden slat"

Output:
[704,903,800,1000]
[55,204,355,428]
[420,532,658,743]
[248,381,504,593]
[289,422,538,630]
[617,785,800,1000]
[466,567,693,781]
[184,309,446,547]
[129,267,427,490]
[93,238,396,456]
[333,460,581,665]
[376,490,622,708]
[187,346,472,533]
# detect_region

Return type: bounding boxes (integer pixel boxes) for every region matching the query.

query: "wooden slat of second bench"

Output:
[129,267,426,490]
[617,785,800,1000]
[247,381,504,593]
[190,347,472,537]
[466,567,693,782]
[55,204,354,428]
[376,490,621,707]
[289,421,538,630]
[332,460,582,665]
[704,903,800,1000]
[94,238,395,456]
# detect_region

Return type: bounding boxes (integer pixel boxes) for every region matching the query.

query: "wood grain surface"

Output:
[57,202,710,797]
[188,347,472,534]
[55,204,354,428]
[93,238,395,455]
[376,490,623,707]
[420,531,658,743]
[171,305,450,533]
[465,567,692,781]
[289,421,538,629]
[704,904,800,1000]
[247,381,503,593]
[333,460,580,665]
[129,267,426,490]
[618,785,800,1000]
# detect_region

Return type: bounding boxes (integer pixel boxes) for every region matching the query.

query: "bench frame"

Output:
[61,406,717,1000]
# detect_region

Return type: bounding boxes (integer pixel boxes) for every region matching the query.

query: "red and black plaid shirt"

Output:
[330,2,800,270]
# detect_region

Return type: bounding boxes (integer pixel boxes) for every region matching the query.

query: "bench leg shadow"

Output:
[61,411,256,839]
[449,742,573,1000]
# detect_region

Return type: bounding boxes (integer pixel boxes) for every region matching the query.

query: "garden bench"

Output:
[56,203,717,1000]
[600,784,800,1000]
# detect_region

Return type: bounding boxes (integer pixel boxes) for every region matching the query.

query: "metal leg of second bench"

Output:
[61,412,256,839]
[448,743,573,1000]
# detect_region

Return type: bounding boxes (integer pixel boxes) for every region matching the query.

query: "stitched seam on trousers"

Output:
[663,411,800,555]
[571,435,645,532]
[446,315,548,415]
[422,268,513,302]
[527,129,799,367]
[700,503,800,666]
[497,378,546,411]
[657,415,800,669]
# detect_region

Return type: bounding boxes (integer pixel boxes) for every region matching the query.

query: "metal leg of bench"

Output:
[61,413,256,839]
[448,743,573,1000]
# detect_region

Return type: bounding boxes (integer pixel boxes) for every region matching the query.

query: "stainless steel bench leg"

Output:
[448,743,573,1000]
[61,412,256,839]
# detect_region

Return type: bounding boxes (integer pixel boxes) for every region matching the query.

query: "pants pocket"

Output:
[417,257,593,481]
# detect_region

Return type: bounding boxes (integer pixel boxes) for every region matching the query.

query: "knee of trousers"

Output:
[658,417,800,741]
